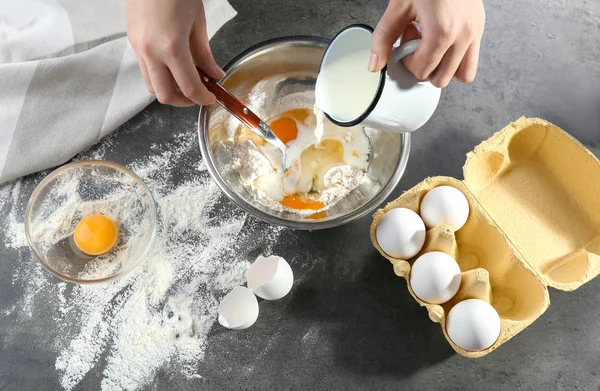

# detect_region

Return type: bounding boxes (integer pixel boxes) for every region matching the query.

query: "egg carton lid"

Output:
[462,117,600,291]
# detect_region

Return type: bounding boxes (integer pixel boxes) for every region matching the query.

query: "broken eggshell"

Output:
[247,255,294,300]
[217,286,259,330]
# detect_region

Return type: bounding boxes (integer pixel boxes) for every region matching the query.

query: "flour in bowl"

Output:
[224,106,370,215]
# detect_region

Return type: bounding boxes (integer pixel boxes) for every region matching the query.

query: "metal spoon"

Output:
[197,68,287,159]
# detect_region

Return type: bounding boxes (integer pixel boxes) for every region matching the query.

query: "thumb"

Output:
[190,9,225,79]
[370,0,413,72]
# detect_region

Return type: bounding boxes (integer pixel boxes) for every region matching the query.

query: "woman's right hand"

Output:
[126,0,225,107]
[370,0,486,88]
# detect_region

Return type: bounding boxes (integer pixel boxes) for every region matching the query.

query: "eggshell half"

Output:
[247,255,294,300]
[375,208,426,259]
[446,299,501,351]
[420,186,470,231]
[217,286,259,330]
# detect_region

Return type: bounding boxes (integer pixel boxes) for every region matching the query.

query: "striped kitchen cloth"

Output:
[0,0,237,185]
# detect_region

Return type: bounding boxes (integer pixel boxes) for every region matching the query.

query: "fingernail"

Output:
[368,53,379,72]
[216,65,226,78]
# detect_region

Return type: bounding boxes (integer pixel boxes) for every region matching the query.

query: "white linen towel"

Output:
[0,0,237,184]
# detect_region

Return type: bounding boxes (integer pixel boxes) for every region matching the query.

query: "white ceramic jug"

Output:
[315,24,441,133]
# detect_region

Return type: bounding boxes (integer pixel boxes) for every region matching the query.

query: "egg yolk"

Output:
[307,211,328,220]
[73,214,118,256]
[270,117,298,145]
[268,108,312,145]
[280,196,325,211]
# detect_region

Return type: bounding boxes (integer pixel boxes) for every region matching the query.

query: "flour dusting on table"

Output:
[0,113,285,390]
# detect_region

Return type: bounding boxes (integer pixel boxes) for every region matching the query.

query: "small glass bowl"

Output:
[25,160,157,284]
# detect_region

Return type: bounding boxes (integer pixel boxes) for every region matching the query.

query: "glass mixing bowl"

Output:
[198,37,410,229]
[25,160,157,284]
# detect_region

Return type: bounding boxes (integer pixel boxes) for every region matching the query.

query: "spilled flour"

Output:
[0,112,285,390]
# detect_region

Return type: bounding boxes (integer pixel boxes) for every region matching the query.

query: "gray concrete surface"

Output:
[1,0,600,389]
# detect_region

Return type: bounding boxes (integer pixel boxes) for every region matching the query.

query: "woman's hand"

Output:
[370,0,486,88]
[126,0,225,106]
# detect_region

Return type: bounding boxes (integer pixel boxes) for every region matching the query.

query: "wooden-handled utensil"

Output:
[198,68,287,157]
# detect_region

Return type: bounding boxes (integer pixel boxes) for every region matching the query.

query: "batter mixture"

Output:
[230,107,370,214]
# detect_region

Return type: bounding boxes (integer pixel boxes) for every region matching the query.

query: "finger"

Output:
[146,61,195,107]
[404,24,454,80]
[370,0,413,72]
[190,5,226,79]
[455,40,481,83]
[400,21,421,45]
[399,21,421,68]
[135,55,154,94]
[429,43,470,88]
[169,54,216,105]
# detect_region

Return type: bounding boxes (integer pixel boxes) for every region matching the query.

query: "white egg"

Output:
[217,286,259,330]
[419,186,470,231]
[375,208,426,259]
[446,299,501,351]
[247,255,294,300]
[410,251,461,304]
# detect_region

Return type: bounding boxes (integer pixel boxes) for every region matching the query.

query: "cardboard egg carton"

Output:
[370,117,600,357]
